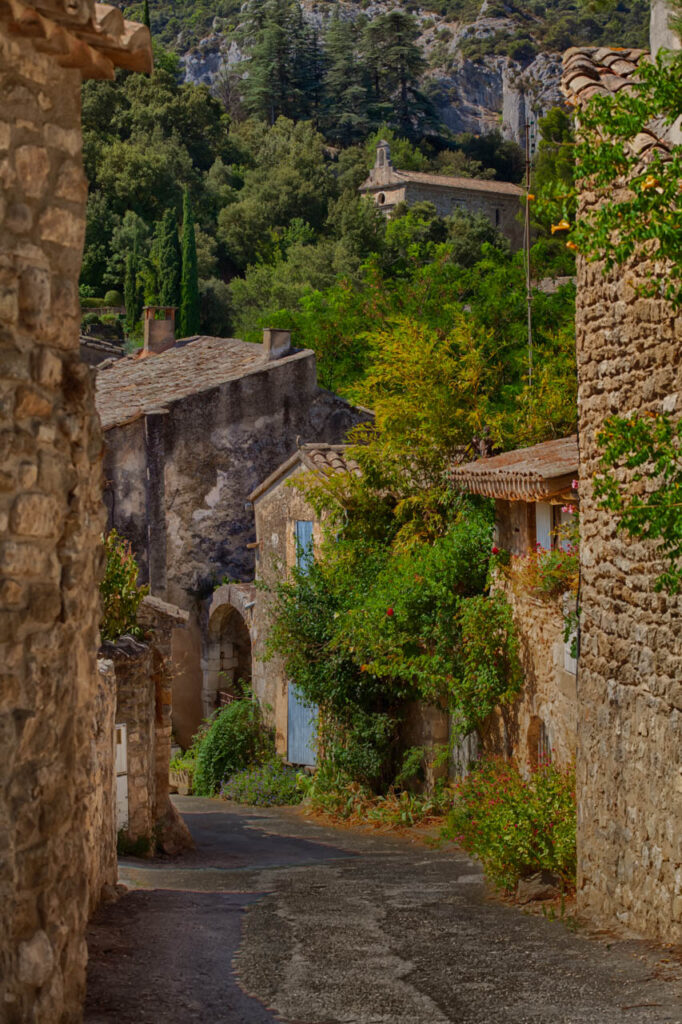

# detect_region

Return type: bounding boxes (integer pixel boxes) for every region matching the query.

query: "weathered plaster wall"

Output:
[0,26,107,1022]
[481,584,577,771]
[576,219,682,940]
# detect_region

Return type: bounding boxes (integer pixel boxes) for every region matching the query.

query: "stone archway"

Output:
[203,584,256,717]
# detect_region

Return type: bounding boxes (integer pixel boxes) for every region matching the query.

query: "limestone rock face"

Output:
[178,0,566,147]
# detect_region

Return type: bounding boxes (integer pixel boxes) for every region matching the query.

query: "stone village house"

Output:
[562,35,682,943]
[0,2,153,1020]
[359,139,525,249]
[452,435,579,771]
[244,437,579,778]
[96,318,369,748]
[228,443,450,778]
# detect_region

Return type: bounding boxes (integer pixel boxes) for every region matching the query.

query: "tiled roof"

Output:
[562,47,672,158]
[1,0,152,78]
[360,168,524,198]
[299,444,362,478]
[95,335,309,431]
[249,444,361,502]
[451,435,578,501]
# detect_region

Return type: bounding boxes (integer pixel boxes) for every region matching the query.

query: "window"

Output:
[495,208,500,226]
[377,192,385,205]
[535,502,553,551]
[294,520,314,574]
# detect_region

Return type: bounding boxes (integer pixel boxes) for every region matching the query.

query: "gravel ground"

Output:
[84,796,682,1024]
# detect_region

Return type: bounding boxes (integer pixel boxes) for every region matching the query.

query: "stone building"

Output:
[359,140,525,249]
[104,595,192,856]
[246,444,449,781]
[0,3,151,1021]
[452,436,579,770]
[563,43,682,942]
[97,326,369,747]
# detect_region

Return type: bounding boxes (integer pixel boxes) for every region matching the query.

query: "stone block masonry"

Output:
[0,26,110,1023]
[575,238,682,942]
[103,596,193,856]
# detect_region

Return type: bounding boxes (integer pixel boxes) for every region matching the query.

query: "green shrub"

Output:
[192,696,274,797]
[103,289,124,306]
[445,758,577,891]
[221,757,303,806]
[80,296,106,308]
[100,530,148,642]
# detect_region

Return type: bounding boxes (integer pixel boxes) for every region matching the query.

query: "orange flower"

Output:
[566,240,579,251]
[551,219,571,234]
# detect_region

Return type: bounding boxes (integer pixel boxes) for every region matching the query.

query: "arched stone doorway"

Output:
[203,583,256,717]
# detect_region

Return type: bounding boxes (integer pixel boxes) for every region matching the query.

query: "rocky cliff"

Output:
[176,0,630,148]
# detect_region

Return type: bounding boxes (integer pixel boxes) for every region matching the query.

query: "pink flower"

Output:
[571,479,579,491]
[561,505,575,514]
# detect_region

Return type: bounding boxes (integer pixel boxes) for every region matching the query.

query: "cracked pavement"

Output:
[84,796,682,1024]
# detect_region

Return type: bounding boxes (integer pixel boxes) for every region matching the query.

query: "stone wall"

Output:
[251,462,324,756]
[84,659,118,915]
[0,25,107,1023]
[575,211,682,939]
[104,597,192,854]
[372,182,523,249]
[481,584,577,771]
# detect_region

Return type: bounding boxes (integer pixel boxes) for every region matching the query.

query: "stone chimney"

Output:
[143,306,176,355]
[262,328,292,360]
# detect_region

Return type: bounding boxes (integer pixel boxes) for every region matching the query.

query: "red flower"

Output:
[492,545,500,555]
[386,607,394,617]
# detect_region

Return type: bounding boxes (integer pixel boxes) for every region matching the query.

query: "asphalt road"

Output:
[84,796,682,1024]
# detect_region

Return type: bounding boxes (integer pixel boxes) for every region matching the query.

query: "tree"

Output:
[361,12,431,138]
[321,11,370,145]
[179,189,200,337]
[143,0,150,31]
[124,250,143,336]
[156,209,181,307]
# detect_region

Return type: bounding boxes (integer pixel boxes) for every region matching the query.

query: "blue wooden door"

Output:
[287,520,318,765]
[287,682,317,766]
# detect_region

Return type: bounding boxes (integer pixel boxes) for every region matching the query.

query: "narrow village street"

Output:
[84,797,682,1024]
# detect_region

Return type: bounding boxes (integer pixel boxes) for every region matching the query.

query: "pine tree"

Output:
[242,0,293,123]
[322,11,371,145]
[156,209,181,307]
[179,189,200,338]
[361,12,431,138]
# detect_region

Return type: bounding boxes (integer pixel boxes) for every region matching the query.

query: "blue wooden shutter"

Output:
[295,520,314,573]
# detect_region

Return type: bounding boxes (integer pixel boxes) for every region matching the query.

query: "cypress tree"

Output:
[156,209,181,307]
[179,189,200,338]
[143,0,151,31]
[124,250,142,337]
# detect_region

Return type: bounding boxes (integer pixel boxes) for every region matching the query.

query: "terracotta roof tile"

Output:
[451,435,578,501]
[561,46,672,158]
[95,335,309,431]
[360,167,524,198]
[1,0,152,78]
[299,444,362,478]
